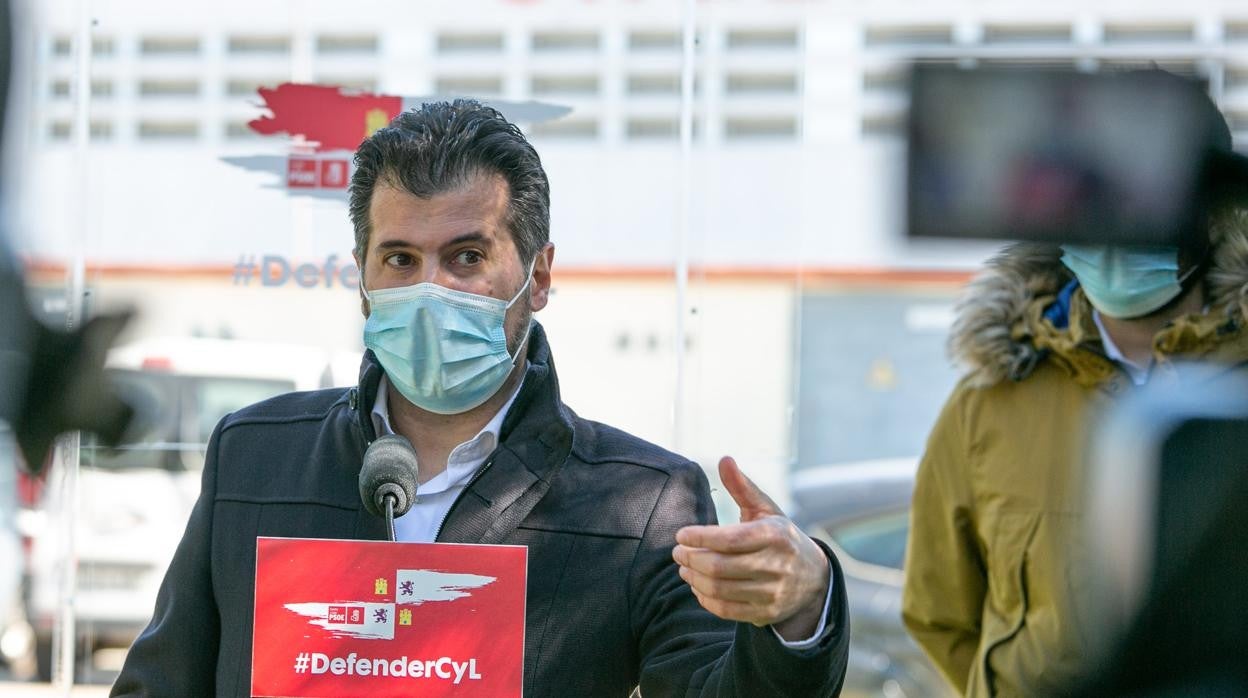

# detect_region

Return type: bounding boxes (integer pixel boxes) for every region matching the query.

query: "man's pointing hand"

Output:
[672,456,831,641]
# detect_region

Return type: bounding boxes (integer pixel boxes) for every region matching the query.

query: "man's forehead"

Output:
[368,174,511,246]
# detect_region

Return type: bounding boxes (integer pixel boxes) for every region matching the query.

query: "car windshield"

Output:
[82,370,295,472]
[826,509,910,571]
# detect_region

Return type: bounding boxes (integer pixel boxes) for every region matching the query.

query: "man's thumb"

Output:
[718,456,781,520]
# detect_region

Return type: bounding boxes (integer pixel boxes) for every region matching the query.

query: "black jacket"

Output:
[112,325,848,696]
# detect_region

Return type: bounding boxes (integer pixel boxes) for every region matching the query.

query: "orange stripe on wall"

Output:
[20,259,973,286]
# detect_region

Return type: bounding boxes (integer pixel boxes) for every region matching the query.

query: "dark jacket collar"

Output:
[442,323,576,543]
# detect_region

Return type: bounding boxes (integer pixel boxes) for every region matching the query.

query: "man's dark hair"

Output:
[349,99,550,266]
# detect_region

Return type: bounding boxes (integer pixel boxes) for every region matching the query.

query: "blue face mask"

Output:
[362,264,534,415]
[1059,244,1195,319]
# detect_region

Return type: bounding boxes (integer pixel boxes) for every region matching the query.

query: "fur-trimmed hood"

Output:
[949,214,1248,387]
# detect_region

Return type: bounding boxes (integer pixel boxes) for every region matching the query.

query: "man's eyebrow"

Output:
[446,231,491,247]
[373,239,412,251]
[372,231,492,251]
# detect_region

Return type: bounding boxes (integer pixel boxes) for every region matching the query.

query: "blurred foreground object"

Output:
[907,66,1248,247]
[0,0,132,471]
[1078,370,1248,696]
[0,275,133,473]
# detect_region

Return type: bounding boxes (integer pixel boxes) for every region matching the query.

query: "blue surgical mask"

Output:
[1059,244,1195,319]
[362,264,534,415]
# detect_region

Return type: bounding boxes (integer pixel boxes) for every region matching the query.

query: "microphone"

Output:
[358,434,418,542]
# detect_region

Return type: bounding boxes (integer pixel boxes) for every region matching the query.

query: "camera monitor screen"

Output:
[906,65,1218,247]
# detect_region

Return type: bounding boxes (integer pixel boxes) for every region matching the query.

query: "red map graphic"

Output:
[248,83,402,152]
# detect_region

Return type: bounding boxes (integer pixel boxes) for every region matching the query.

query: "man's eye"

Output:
[455,250,484,265]
[385,253,414,268]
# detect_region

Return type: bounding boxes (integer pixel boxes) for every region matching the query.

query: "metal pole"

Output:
[673,0,695,452]
[52,0,93,689]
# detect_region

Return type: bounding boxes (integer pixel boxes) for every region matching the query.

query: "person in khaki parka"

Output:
[901,200,1248,696]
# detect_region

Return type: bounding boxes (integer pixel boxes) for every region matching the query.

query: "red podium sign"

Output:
[252,537,527,697]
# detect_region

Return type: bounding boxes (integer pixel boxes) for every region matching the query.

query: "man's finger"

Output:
[672,544,778,579]
[675,521,777,552]
[678,565,783,604]
[686,587,770,627]
[718,456,782,520]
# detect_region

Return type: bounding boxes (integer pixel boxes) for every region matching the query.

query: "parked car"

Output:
[790,458,951,698]
[25,337,362,683]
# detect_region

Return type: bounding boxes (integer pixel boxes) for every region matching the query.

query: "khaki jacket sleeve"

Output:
[902,384,987,694]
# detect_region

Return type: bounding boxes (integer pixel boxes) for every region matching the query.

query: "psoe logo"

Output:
[221,82,571,197]
[327,605,365,625]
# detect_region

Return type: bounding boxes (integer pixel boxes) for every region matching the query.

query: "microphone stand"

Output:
[385,495,397,542]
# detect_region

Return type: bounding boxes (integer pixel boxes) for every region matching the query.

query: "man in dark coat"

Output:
[112,100,849,697]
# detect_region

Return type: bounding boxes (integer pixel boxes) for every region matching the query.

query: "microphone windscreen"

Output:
[358,434,418,518]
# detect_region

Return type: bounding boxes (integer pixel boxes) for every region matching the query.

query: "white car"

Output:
[26,337,361,682]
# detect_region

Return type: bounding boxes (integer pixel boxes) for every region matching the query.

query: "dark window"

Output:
[1226,68,1248,90]
[528,118,599,140]
[863,69,908,93]
[724,116,797,140]
[628,30,681,51]
[140,36,201,55]
[726,28,799,50]
[532,31,599,52]
[52,36,114,56]
[137,120,200,140]
[228,35,291,54]
[626,117,678,140]
[1228,22,1248,41]
[627,73,683,95]
[316,34,379,54]
[139,79,200,97]
[1103,23,1194,43]
[982,24,1072,44]
[48,121,71,141]
[864,25,953,47]
[725,72,798,95]
[436,32,504,53]
[861,113,905,137]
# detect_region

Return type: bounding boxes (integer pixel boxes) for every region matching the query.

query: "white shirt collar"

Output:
[369,374,524,495]
[1092,309,1151,386]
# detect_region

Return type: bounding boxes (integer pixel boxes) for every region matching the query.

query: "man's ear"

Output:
[354,253,369,318]
[529,243,555,312]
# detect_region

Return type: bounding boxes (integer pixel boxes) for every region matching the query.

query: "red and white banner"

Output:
[252,537,527,697]
[225,82,570,195]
